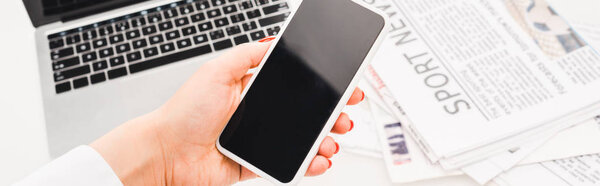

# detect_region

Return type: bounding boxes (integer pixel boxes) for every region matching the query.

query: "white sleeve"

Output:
[13,145,123,186]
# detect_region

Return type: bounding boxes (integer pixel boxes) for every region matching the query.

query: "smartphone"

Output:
[217,0,388,184]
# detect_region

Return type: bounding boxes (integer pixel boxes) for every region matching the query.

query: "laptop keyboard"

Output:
[47,0,290,94]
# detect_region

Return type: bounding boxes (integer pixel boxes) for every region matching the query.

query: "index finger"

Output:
[212,42,272,81]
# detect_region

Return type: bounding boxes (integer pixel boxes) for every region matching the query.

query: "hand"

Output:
[91,40,365,185]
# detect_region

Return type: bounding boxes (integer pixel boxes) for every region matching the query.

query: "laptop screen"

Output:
[23,0,148,27]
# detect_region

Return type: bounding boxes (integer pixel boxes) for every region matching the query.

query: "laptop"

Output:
[22,0,291,157]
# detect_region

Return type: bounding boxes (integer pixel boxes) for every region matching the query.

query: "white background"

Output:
[0,0,597,185]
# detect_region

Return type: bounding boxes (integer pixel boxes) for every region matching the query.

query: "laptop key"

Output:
[226,25,241,35]
[159,21,174,31]
[109,56,125,67]
[149,35,164,45]
[255,0,268,5]
[176,38,192,49]
[109,34,125,44]
[115,22,130,32]
[223,5,237,14]
[182,26,197,36]
[180,4,194,15]
[49,39,64,49]
[131,17,146,27]
[142,25,158,35]
[126,51,142,62]
[54,65,90,82]
[147,13,162,23]
[230,13,245,23]
[207,9,222,18]
[210,29,225,40]
[55,82,71,94]
[214,17,229,27]
[82,30,97,40]
[92,60,108,71]
[212,0,225,6]
[193,34,209,44]
[233,34,249,45]
[66,34,81,44]
[76,43,91,53]
[108,67,128,79]
[51,47,74,60]
[98,48,114,58]
[198,22,213,31]
[115,43,131,54]
[242,21,258,31]
[191,13,206,22]
[143,47,159,58]
[163,8,179,19]
[99,26,114,36]
[130,44,212,74]
[240,1,253,10]
[81,52,97,63]
[90,72,106,84]
[165,30,181,40]
[92,38,108,48]
[126,30,141,40]
[73,77,89,89]
[160,43,176,53]
[196,0,211,10]
[258,13,287,27]
[246,9,261,19]
[174,17,190,27]
[262,2,288,15]
[132,39,148,49]
[266,26,280,36]
[213,39,233,50]
[249,30,265,41]
[53,57,80,71]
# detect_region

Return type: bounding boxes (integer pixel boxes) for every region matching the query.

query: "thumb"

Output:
[211,41,272,81]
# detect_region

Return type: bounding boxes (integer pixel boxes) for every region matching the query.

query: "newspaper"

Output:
[491,117,600,186]
[519,116,600,164]
[461,115,600,184]
[333,85,383,158]
[367,0,600,170]
[359,0,600,183]
[458,2,600,183]
[364,66,600,183]
[570,22,600,55]
[480,15,600,185]
[362,68,461,183]
[494,151,600,186]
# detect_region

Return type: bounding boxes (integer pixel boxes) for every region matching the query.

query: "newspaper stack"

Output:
[345,0,600,185]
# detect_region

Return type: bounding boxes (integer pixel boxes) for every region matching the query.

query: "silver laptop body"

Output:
[25,0,290,156]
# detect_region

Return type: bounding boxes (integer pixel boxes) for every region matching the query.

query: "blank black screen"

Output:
[23,0,146,27]
[219,0,384,183]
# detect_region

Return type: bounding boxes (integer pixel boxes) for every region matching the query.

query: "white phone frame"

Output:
[216,0,390,184]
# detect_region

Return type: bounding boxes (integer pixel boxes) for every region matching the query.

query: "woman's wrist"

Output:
[90,110,170,185]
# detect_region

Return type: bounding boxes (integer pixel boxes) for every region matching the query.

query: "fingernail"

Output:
[349,120,354,132]
[334,142,340,154]
[258,36,276,43]
[328,159,332,168]
[360,91,365,101]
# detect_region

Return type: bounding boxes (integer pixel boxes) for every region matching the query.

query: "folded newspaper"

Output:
[356,0,600,184]
[361,66,600,184]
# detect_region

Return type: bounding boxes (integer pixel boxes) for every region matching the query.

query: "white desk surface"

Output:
[0,0,597,185]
